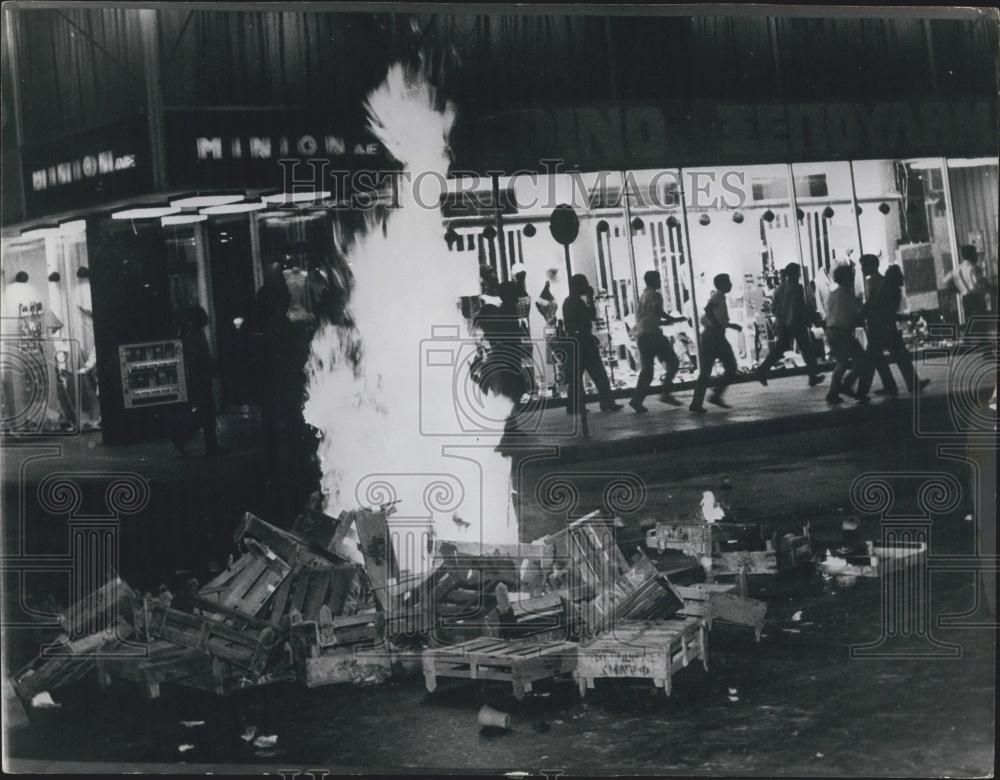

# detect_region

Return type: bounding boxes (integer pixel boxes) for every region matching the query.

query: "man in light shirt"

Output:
[946,244,989,321]
[690,273,742,413]
[823,263,867,404]
[629,270,687,413]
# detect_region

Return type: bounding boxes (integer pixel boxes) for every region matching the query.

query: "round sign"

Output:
[548,204,580,246]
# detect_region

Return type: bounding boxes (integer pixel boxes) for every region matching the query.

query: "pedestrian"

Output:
[756,262,825,388]
[946,244,990,321]
[690,273,742,413]
[475,281,529,409]
[857,263,930,398]
[823,263,867,404]
[853,253,902,396]
[629,270,687,412]
[170,305,224,456]
[563,273,622,415]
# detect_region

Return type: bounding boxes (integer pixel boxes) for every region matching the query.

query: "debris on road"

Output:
[478,704,511,730]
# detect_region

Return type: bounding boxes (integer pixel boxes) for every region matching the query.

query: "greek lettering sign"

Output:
[451,98,998,173]
[20,117,151,219]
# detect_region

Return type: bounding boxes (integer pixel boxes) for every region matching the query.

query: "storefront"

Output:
[2,7,997,439]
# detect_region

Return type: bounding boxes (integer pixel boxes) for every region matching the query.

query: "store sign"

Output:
[164,109,394,192]
[452,98,998,173]
[20,117,152,219]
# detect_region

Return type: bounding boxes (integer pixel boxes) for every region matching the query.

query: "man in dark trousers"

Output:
[630,270,687,412]
[563,273,622,415]
[171,305,223,456]
[756,262,825,388]
[855,253,907,398]
[690,273,743,413]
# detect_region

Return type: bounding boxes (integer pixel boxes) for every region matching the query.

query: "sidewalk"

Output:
[1,362,985,484]
[502,361,983,463]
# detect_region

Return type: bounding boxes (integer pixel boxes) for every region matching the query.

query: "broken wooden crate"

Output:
[12,617,133,701]
[422,637,578,700]
[671,582,767,641]
[95,640,215,700]
[821,539,927,578]
[198,539,292,617]
[139,591,282,676]
[574,617,707,697]
[581,554,682,637]
[534,511,629,602]
[261,562,371,628]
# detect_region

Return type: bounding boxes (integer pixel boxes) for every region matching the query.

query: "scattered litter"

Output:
[255,750,278,758]
[728,687,738,695]
[791,611,802,622]
[728,695,739,702]
[842,518,859,532]
[180,720,205,728]
[720,476,733,490]
[964,514,974,522]
[478,704,511,730]
[177,744,194,753]
[252,734,278,748]
[836,574,858,588]
[30,692,59,709]
[240,725,257,743]
[816,752,825,758]
[782,628,801,634]
[504,773,530,779]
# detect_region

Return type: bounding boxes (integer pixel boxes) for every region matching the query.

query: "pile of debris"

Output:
[10,507,769,711]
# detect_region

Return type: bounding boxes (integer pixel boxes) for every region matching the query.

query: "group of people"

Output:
[528,250,950,419]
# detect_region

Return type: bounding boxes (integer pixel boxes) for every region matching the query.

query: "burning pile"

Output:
[10,506,769,710]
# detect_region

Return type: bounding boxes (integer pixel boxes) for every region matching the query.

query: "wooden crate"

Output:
[96,640,215,701]
[303,646,393,688]
[582,555,681,637]
[672,582,767,641]
[13,618,133,701]
[60,577,138,640]
[422,637,578,700]
[575,617,707,697]
[235,512,344,567]
[140,592,282,676]
[535,511,629,601]
[198,540,291,617]
[821,540,927,578]
[262,562,370,626]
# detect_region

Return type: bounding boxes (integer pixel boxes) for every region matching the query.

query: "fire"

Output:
[303,65,518,571]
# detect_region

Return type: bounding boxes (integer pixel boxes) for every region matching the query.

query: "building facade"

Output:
[2,5,997,440]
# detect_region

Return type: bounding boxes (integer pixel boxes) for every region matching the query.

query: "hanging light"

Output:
[201,202,267,215]
[482,225,497,241]
[666,216,679,229]
[111,205,180,220]
[732,211,744,224]
[261,190,331,205]
[878,202,891,215]
[855,205,864,215]
[522,223,537,237]
[796,208,805,221]
[762,210,775,223]
[171,193,245,209]
[698,214,711,226]
[630,216,645,232]
[822,206,835,219]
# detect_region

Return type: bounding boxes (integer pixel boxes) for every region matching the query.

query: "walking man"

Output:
[690,274,742,413]
[563,273,622,415]
[756,262,825,388]
[823,264,867,404]
[629,270,687,412]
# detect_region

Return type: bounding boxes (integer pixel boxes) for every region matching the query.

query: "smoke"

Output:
[303,65,517,571]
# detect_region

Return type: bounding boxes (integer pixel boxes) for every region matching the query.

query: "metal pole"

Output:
[620,171,641,314]
[938,157,965,327]
[139,9,168,192]
[785,163,808,281]
[848,160,865,256]
[3,7,28,223]
[492,173,508,281]
[677,168,702,356]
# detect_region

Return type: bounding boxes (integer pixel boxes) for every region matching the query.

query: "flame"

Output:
[303,65,517,570]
